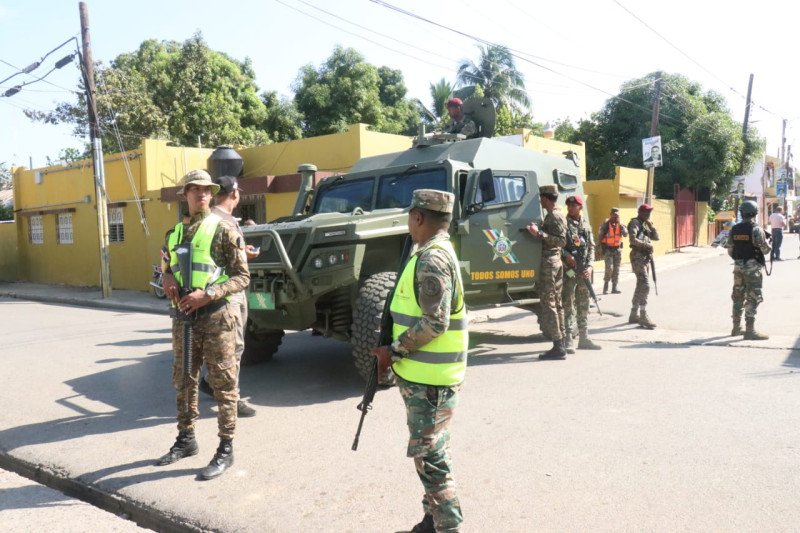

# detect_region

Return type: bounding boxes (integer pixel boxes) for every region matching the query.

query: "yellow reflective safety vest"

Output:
[390,239,468,386]
[167,213,229,292]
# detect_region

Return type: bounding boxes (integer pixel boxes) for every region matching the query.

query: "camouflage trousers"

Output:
[172,303,239,439]
[732,260,763,319]
[539,253,565,340]
[562,271,590,333]
[630,254,651,307]
[398,376,463,533]
[602,246,622,285]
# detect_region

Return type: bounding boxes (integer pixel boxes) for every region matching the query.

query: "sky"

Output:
[1,0,798,170]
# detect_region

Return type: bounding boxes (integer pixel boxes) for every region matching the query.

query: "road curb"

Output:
[0,291,170,316]
[0,450,202,533]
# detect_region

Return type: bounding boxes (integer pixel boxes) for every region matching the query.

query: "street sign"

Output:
[642,136,663,168]
[777,181,787,197]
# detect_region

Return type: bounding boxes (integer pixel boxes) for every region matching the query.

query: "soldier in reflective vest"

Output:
[598,207,628,294]
[725,200,771,339]
[372,189,467,533]
[155,169,250,480]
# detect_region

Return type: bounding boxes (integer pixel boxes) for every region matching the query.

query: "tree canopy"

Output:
[456,45,530,114]
[567,72,763,198]
[293,46,417,137]
[26,34,273,151]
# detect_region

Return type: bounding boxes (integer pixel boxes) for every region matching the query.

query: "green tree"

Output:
[456,45,530,114]
[46,147,87,167]
[416,78,454,127]
[0,162,11,190]
[261,91,302,142]
[567,72,763,197]
[26,34,271,151]
[293,46,418,137]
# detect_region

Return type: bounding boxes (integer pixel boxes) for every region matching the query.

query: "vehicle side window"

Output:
[376,169,447,209]
[314,178,373,213]
[475,175,525,205]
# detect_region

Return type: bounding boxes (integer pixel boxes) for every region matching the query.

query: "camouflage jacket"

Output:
[445,117,477,138]
[628,217,659,258]
[163,208,250,301]
[563,216,595,271]
[395,233,460,354]
[540,205,567,252]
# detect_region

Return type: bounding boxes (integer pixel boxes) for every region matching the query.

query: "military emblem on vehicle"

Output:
[483,229,519,264]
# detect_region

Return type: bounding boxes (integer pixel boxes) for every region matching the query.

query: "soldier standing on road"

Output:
[725,200,771,340]
[526,184,568,360]
[598,207,628,294]
[372,189,468,533]
[628,204,659,329]
[156,169,250,480]
[196,175,258,418]
[561,195,601,353]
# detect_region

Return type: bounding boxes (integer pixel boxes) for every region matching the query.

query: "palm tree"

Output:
[456,45,530,113]
[416,78,454,127]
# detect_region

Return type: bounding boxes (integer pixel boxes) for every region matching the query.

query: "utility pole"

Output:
[644,71,662,205]
[738,74,754,175]
[80,1,112,298]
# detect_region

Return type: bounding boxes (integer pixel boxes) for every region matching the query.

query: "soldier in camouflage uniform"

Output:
[526,184,568,360]
[628,204,659,329]
[156,169,250,480]
[443,98,477,138]
[372,189,467,533]
[561,195,601,353]
[725,200,771,340]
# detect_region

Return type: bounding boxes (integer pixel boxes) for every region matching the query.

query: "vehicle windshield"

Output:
[313,177,374,214]
[376,168,447,209]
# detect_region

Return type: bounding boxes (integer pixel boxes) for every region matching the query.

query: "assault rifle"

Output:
[636,222,658,295]
[756,229,773,276]
[173,243,223,411]
[352,235,413,451]
[568,245,602,316]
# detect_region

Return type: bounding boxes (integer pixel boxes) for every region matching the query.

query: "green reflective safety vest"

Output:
[167,213,230,292]
[391,239,468,386]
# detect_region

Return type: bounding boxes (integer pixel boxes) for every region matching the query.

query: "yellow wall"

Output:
[0,221,18,281]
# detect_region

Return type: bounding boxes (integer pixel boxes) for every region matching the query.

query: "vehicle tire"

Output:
[241,319,284,366]
[153,283,166,299]
[351,272,396,382]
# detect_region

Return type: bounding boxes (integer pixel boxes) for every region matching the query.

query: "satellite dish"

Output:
[461,97,496,138]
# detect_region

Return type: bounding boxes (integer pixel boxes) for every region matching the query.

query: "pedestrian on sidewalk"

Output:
[627,204,659,329]
[598,207,628,294]
[155,169,250,480]
[726,201,771,340]
[526,184,567,360]
[196,175,258,418]
[561,195,601,353]
[768,206,786,261]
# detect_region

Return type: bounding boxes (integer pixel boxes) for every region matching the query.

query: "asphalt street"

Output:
[0,236,798,532]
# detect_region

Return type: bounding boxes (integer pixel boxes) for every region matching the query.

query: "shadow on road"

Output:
[78,459,201,489]
[0,484,78,511]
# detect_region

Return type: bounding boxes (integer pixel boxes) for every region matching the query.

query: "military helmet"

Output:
[740,200,758,217]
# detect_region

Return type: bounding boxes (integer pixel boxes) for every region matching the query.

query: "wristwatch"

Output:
[205,287,217,300]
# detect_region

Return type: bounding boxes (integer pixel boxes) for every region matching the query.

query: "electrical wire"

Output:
[0,36,78,86]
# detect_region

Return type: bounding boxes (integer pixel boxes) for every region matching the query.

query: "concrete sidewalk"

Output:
[0,246,723,315]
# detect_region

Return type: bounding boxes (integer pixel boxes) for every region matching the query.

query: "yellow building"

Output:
[4,125,589,291]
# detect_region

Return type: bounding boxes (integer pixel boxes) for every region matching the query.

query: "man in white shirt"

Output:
[768,206,786,261]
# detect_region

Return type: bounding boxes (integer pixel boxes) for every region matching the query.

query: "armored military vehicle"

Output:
[241,107,584,379]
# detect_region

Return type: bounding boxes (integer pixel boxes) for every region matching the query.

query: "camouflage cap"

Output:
[410,189,454,214]
[539,184,558,197]
[178,169,219,195]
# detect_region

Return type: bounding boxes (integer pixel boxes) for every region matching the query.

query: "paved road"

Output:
[0,240,798,532]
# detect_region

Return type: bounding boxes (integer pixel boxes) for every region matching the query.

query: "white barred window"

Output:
[29,215,44,244]
[109,207,124,243]
[57,213,74,244]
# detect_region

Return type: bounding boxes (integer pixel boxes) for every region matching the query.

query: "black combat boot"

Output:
[410,513,435,533]
[199,438,234,480]
[638,311,657,330]
[628,307,639,324]
[743,318,768,340]
[237,400,257,417]
[155,429,198,466]
[539,338,567,360]
[611,284,621,294]
[603,281,609,295]
[731,313,743,336]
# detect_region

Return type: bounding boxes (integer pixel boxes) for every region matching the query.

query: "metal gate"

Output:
[674,185,696,248]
